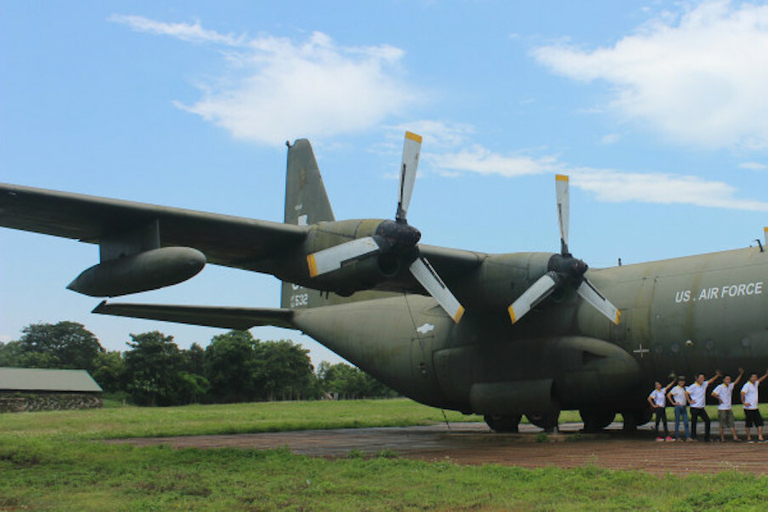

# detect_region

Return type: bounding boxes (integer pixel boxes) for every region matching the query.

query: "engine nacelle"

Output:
[309,251,401,296]
[67,247,206,297]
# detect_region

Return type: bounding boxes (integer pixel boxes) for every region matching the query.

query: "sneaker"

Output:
[656,436,664,442]
[665,436,674,442]
[686,438,695,442]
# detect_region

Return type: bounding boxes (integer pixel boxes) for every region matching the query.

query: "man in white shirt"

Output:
[667,376,691,441]
[687,371,721,442]
[741,370,768,442]
[711,368,744,442]
[647,378,676,441]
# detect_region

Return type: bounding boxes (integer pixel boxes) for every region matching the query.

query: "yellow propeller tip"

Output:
[405,131,422,143]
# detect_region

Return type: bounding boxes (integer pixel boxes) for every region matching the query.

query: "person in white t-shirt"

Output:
[667,376,691,441]
[711,368,744,442]
[741,370,768,442]
[647,378,676,441]
[687,371,721,442]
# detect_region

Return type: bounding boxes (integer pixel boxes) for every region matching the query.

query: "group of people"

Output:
[647,369,768,442]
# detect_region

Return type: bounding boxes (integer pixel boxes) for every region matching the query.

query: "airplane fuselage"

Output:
[291,246,768,425]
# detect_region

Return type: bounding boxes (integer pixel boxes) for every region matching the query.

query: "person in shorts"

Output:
[741,370,768,443]
[667,376,691,441]
[647,377,676,441]
[711,368,744,442]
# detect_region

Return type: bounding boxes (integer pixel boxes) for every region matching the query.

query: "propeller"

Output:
[508,174,620,325]
[307,131,465,323]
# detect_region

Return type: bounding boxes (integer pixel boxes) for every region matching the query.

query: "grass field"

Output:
[2,400,768,511]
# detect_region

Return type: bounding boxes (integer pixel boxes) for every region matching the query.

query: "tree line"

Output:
[0,321,398,406]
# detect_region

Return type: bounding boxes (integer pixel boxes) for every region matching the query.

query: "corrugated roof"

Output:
[0,367,103,393]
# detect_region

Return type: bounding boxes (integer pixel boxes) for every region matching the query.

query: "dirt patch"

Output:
[109,422,768,475]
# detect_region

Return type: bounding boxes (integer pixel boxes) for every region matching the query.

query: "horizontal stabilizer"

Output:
[92,301,295,330]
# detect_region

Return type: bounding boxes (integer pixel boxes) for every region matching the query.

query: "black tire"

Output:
[579,409,616,433]
[525,410,560,432]
[484,414,522,433]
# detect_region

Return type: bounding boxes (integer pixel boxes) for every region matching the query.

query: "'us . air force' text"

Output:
[675,281,763,304]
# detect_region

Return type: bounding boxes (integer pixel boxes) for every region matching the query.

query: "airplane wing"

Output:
[0,183,486,301]
[92,301,295,330]
[0,183,307,271]
[418,244,485,280]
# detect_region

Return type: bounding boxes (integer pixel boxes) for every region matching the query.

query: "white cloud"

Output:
[570,168,768,211]
[532,1,768,150]
[601,133,621,145]
[739,161,768,170]
[112,16,416,146]
[110,15,245,46]
[431,145,561,178]
[390,120,475,148]
[430,144,768,211]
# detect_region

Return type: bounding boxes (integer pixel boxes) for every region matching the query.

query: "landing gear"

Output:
[484,414,522,433]
[525,410,560,433]
[620,408,652,432]
[579,409,616,433]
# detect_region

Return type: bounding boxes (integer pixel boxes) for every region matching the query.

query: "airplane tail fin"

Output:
[281,139,335,309]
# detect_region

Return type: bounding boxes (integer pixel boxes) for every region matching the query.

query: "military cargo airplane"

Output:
[1,132,766,432]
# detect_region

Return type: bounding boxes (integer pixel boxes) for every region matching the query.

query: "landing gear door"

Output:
[432,347,474,404]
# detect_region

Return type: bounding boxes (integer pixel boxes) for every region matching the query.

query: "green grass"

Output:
[1,400,767,511]
[0,398,483,440]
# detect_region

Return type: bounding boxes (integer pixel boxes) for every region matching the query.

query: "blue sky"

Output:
[1,1,767,364]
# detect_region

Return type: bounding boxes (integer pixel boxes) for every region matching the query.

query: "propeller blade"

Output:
[396,131,422,223]
[764,226,767,247]
[508,272,560,324]
[409,257,464,323]
[577,278,621,325]
[307,237,380,277]
[556,174,570,255]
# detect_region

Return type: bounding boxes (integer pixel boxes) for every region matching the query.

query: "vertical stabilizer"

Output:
[281,139,335,309]
[283,139,334,226]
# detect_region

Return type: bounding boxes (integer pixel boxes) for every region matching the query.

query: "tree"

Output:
[204,331,259,403]
[0,341,23,367]
[184,342,206,377]
[253,340,317,401]
[91,351,126,394]
[123,331,188,406]
[318,362,398,399]
[14,322,104,372]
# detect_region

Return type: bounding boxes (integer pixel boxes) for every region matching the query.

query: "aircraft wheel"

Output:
[525,411,559,433]
[620,408,652,432]
[579,409,616,433]
[484,414,522,433]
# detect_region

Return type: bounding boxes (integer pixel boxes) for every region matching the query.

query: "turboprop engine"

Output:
[67,246,206,297]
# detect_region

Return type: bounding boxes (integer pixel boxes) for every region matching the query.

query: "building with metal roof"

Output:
[0,367,103,413]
